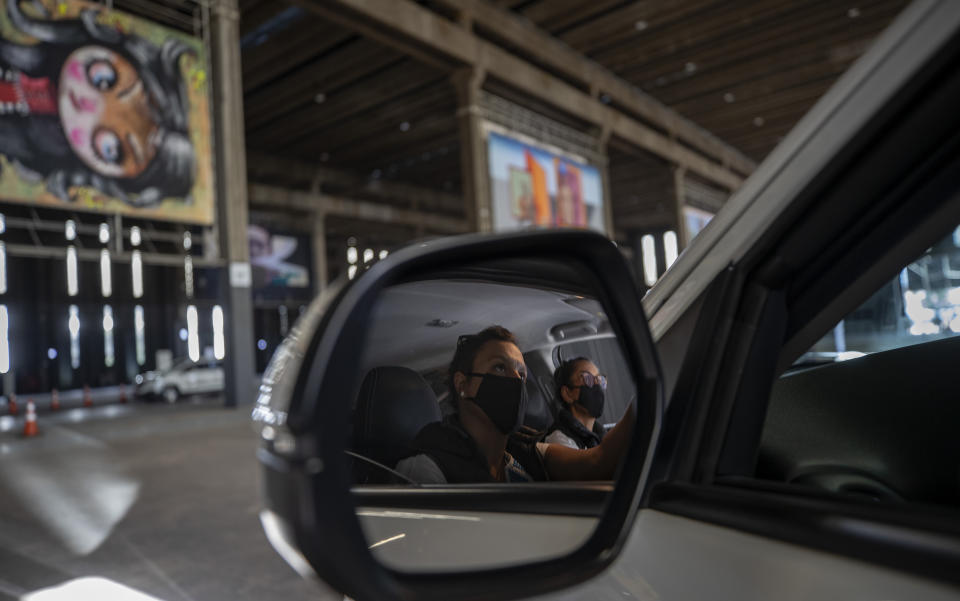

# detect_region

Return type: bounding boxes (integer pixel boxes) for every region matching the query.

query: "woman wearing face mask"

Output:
[545,358,608,450]
[395,326,634,484]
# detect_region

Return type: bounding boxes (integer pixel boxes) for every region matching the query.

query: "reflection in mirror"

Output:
[345,257,638,572]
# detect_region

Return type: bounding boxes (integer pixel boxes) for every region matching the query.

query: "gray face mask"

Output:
[463,373,528,434]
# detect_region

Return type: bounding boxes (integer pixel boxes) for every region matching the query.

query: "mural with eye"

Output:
[87,60,117,91]
[93,128,122,165]
[0,0,214,224]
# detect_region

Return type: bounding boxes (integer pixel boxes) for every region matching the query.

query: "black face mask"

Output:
[575,384,605,418]
[463,373,528,435]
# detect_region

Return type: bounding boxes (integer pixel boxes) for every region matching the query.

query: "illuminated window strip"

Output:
[103,306,115,367]
[0,242,7,295]
[132,250,144,299]
[67,246,79,297]
[134,305,146,366]
[641,235,658,287]
[0,305,9,374]
[100,249,112,298]
[212,305,225,361]
[69,305,80,369]
[663,231,679,270]
[187,305,200,362]
[184,255,195,299]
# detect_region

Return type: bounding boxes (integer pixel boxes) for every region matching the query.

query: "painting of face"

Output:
[58,45,160,179]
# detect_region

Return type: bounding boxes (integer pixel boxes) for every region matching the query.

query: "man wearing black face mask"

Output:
[395,326,635,484]
[396,326,547,483]
[545,358,608,450]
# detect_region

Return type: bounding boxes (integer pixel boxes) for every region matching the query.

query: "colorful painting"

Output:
[488,132,605,234]
[0,0,214,223]
[248,225,312,300]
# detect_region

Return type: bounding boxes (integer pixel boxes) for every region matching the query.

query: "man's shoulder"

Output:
[413,418,472,452]
[395,454,447,484]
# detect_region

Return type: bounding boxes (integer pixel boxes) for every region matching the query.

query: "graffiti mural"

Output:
[0,0,214,223]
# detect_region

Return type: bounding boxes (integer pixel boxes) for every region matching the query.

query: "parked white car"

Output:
[135,359,225,403]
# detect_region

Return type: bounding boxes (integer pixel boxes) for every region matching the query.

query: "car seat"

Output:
[352,366,442,484]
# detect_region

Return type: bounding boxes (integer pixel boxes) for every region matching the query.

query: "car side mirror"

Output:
[253,230,662,601]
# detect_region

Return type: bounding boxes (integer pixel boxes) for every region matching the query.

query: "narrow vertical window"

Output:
[69,305,80,369]
[134,305,146,366]
[212,305,225,361]
[0,305,9,374]
[132,250,144,299]
[103,306,115,367]
[187,305,200,362]
[641,234,658,287]
[663,230,679,269]
[100,249,112,298]
[67,246,79,297]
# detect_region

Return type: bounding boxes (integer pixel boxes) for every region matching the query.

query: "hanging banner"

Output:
[0,0,214,223]
[487,131,605,234]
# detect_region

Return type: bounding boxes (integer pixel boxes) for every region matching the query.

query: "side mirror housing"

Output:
[253,230,663,600]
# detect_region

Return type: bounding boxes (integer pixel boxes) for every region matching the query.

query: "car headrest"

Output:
[353,366,442,453]
[523,376,555,432]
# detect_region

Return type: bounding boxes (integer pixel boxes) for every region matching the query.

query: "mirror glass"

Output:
[344,257,638,572]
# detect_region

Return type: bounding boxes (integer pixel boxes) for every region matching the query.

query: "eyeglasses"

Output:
[577,372,607,390]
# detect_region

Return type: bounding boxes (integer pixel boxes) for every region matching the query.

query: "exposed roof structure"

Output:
[110,0,910,247]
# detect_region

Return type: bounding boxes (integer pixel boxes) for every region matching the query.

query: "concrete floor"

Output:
[0,399,341,601]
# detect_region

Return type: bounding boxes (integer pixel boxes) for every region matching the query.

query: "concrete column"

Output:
[211,0,256,407]
[312,211,328,297]
[598,122,614,238]
[452,68,491,233]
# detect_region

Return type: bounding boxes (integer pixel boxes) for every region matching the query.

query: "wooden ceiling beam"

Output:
[247,61,438,147]
[248,184,469,233]
[431,0,755,176]
[244,40,397,130]
[297,0,748,190]
[247,152,465,214]
[614,2,900,86]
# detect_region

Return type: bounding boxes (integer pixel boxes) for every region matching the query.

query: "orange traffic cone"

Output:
[83,385,93,408]
[119,384,128,404]
[22,399,38,437]
[50,388,60,411]
[8,393,17,416]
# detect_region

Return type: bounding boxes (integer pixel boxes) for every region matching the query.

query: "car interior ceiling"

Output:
[755,334,960,508]
[359,279,608,372]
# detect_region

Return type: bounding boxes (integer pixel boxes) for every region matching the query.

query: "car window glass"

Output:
[758,224,960,510]
[793,224,960,366]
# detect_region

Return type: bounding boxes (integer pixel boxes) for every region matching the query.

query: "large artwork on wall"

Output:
[248,224,312,300]
[487,131,605,234]
[0,0,214,223]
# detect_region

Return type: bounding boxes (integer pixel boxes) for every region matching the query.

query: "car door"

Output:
[527,1,960,598]
[194,361,215,393]
[253,3,960,599]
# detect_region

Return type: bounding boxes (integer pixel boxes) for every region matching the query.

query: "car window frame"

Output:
[646,58,960,592]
